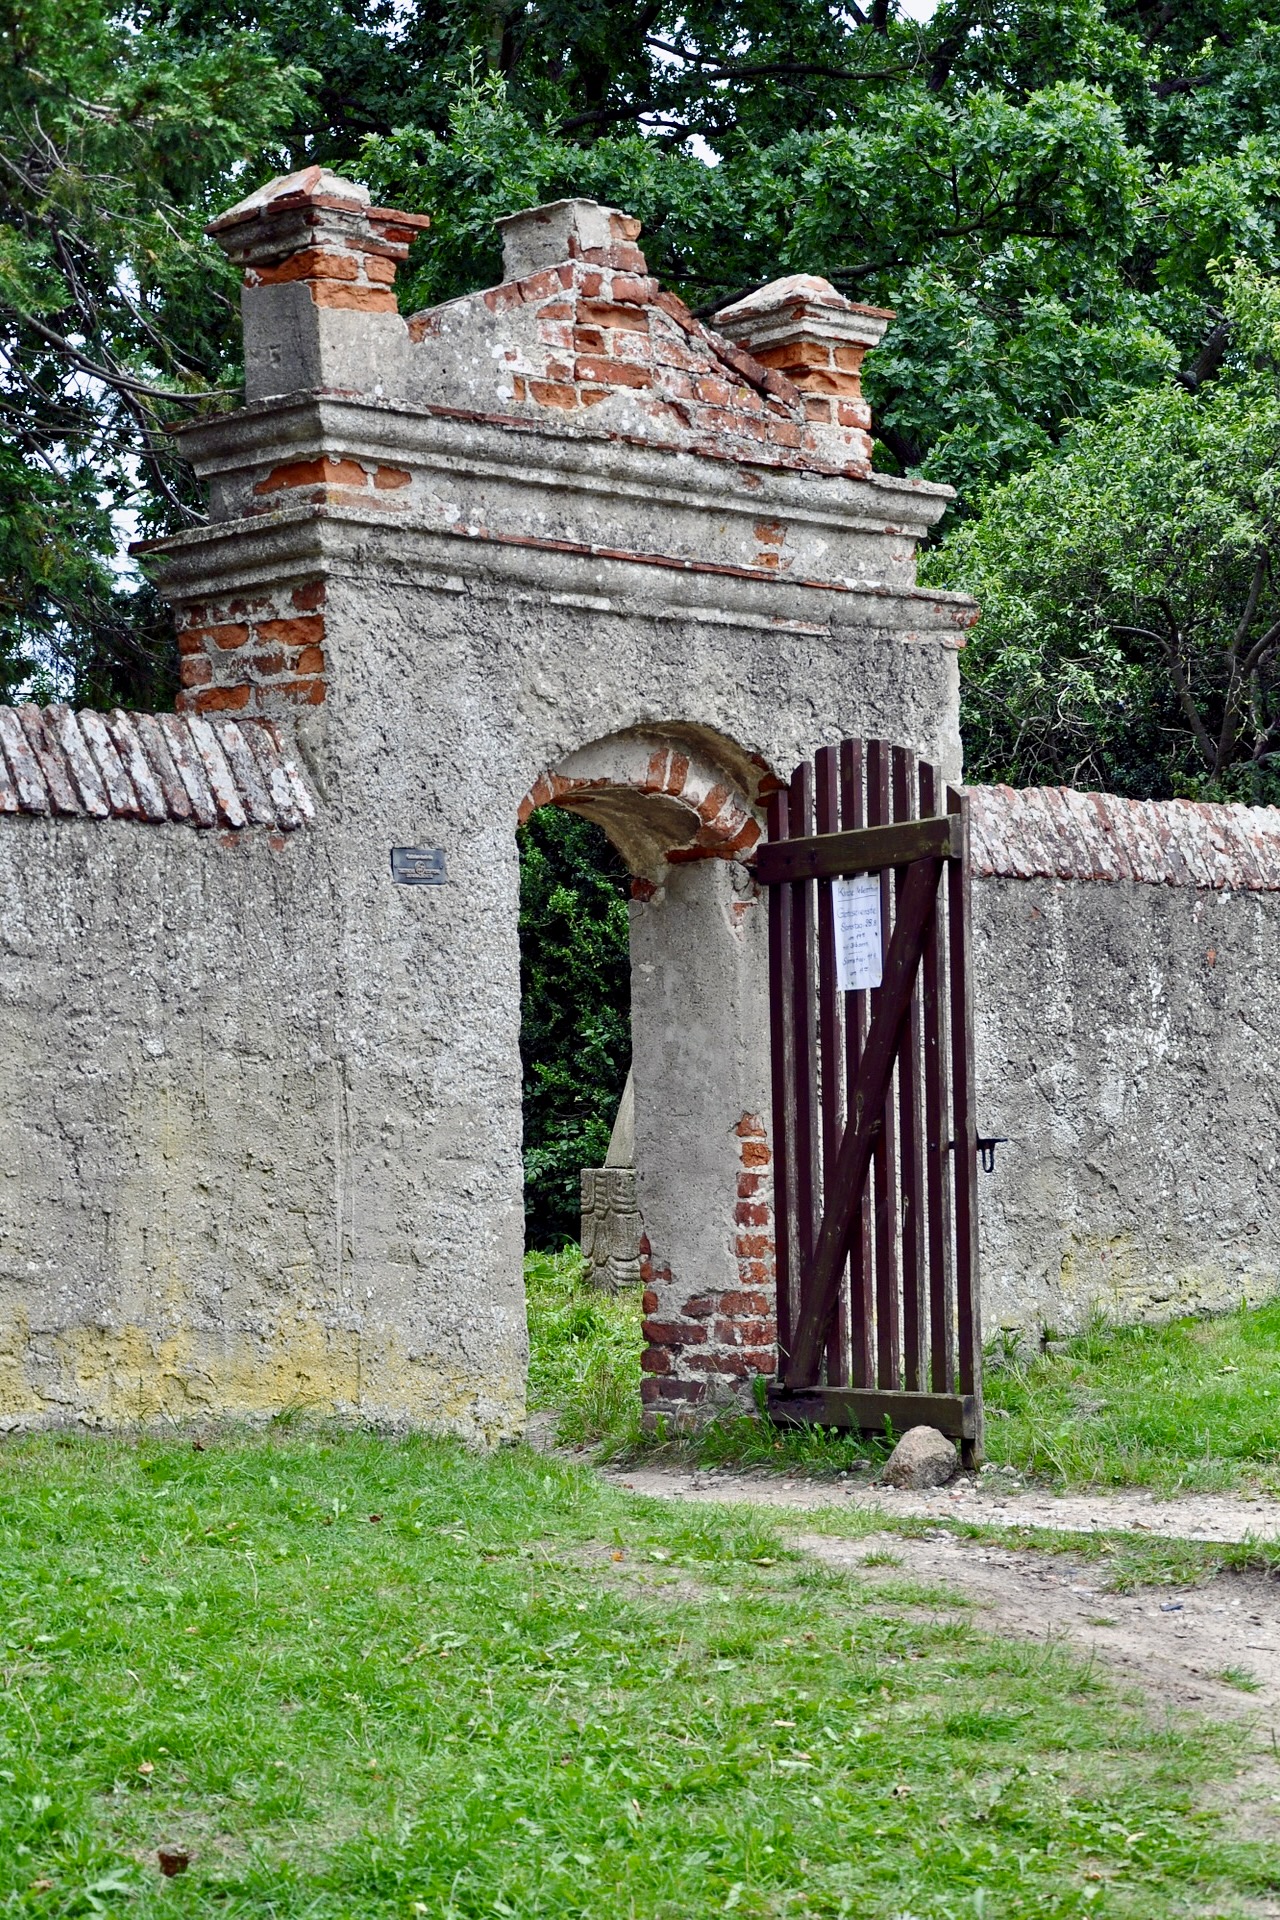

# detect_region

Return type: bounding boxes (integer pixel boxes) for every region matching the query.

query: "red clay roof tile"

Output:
[0,707,314,832]
[968,786,1280,891]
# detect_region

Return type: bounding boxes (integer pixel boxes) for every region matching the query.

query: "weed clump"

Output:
[524,1246,644,1452]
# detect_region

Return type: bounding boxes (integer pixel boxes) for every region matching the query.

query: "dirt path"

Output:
[608,1461,1280,1543]
[605,1461,1280,1868]
[806,1527,1280,1715]
[806,1522,1280,1879]
[607,1463,1280,1715]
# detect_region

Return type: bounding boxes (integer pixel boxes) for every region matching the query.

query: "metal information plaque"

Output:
[391,847,447,886]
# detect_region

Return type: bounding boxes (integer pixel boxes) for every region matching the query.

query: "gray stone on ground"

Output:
[880,1425,959,1490]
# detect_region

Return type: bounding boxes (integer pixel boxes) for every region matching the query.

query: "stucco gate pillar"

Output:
[143,168,973,1432]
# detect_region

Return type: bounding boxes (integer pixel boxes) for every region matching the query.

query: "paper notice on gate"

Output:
[833,872,883,992]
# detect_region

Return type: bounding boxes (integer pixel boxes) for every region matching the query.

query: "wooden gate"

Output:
[756,740,982,1462]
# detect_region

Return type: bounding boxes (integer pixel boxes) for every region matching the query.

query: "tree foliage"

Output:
[932,268,1280,800]
[8,0,1280,1234]
[518,807,631,1249]
[356,6,1277,490]
[0,0,309,698]
[5,0,1280,698]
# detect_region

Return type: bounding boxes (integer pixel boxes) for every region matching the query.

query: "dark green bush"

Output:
[518,808,630,1248]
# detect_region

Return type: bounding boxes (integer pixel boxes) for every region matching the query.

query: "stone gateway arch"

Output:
[1,168,1273,1436]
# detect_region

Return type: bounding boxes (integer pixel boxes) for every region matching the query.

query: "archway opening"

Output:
[516,726,765,1254]
[515,727,771,1445]
[517,800,637,1451]
[517,804,632,1253]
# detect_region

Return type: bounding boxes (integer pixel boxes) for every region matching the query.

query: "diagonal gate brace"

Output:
[780,853,944,1389]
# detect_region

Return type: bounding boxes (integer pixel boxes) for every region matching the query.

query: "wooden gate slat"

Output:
[919,761,954,1394]
[866,740,900,1390]
[788,766,818,1326]
[839,739,875,1390]
[783,853,943,1388]
[893,746,927,1393]
[766,788,794,1372]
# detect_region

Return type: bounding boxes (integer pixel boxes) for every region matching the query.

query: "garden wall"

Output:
[8,164,1271,1435]
[970,786,1280,1340]
[0,169,974,1433]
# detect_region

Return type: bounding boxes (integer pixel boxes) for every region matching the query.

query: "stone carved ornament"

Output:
[581,1070,642,1290]
[581,1168,642,1292]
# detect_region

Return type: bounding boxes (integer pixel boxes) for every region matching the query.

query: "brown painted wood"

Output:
[768,1385,979,1442]
[766,788,794,1371]
[947,785,984,1465]
[788,766,818,1325]
[893,747,927,1394]
[866,740,900,1391]
[918,761,954,1394]
[814,745,846,1384]
[784,853,943,1388]
[763,738,982,1452]
[839,739,874,1390]
[754,813,960,885]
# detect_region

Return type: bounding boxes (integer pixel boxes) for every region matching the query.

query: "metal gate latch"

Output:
[948,1135,1008,1173]
[977,1135,1008,1173]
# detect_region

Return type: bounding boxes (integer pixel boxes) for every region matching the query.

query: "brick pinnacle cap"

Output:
[209,166,371,228]
[714,274,893,356]
[206,166,430,313]
[712,274,894,436]
[496,198,647,282]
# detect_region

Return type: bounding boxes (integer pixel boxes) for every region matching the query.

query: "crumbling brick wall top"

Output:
[402,199,891,479]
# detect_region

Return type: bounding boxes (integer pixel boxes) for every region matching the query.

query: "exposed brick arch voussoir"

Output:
[517,732,763,875]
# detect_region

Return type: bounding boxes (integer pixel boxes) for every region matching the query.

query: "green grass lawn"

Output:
[524,1247,644,1451]
[2,1428,1278,1918]
[983,1302,1280,1493]
[524,1250,889,1475]
[526,1248,1280,1494]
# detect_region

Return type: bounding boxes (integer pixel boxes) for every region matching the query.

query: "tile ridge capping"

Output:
[966,783,1280,890]
[0,704,316,832]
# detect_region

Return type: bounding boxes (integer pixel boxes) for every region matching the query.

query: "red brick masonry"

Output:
[176,581,329,718]
[207,163,430,317]
[640,1113,777,1422]
[518,741,761,863]
[411,252,877,479]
